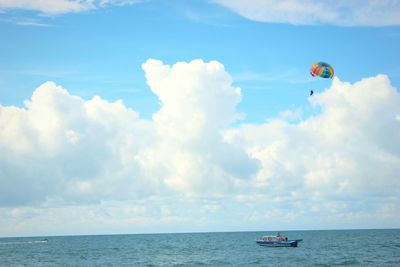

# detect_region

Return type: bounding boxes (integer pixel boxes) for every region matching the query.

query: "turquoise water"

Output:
[1,229,399,266]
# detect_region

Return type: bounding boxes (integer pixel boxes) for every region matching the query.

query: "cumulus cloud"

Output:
[225,74,400,217]
[0,59,259,207]
[140,59,259,194]
[0,0,142,15]
[0,81,154,205]
[214,0,400,26]
[1,59,400,234]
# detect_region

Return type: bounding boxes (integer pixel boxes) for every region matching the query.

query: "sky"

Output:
[0,0,400,237]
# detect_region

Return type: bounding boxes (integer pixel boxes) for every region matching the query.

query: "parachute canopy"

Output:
[310,61,334,78]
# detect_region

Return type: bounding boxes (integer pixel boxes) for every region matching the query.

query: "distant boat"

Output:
[256,233,302,247]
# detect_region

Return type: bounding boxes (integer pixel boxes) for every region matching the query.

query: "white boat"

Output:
[256,233,302,247]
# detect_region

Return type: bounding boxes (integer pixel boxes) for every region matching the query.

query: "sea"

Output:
[0,229,399,266]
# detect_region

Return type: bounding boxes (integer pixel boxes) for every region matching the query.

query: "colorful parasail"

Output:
[310,61,334,78]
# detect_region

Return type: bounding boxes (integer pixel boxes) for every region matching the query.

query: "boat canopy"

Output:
[259,235,288,242]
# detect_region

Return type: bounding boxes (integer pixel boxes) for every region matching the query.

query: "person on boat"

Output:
[277,233,286,241]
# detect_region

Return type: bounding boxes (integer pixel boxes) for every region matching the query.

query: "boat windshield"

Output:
[260,236,277,241]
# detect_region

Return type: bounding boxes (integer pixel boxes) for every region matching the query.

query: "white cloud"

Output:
[0,81,152,205]
[0,59,259,207]
[0,0,94,14]
[0,17,54,27]
[214,0,400,26]
[138,59,259,194]
[0,0,142,15]
[99,0,142,7]
[229,74,400,202]
[1,59,400,235]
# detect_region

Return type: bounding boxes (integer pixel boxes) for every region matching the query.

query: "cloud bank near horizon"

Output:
[214,0,400,26]
[1,59,400,234]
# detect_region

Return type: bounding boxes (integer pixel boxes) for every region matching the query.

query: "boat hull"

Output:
[256,240,302,247]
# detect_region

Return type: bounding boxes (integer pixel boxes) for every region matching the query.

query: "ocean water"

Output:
[1,229,399,266]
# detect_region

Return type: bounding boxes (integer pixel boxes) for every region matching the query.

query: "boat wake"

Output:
[0,239,49,245]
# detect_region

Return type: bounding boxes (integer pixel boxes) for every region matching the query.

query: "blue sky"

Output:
[1,0,400,237]
[2,1,399,121]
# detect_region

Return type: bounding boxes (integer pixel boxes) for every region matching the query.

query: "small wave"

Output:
[33,240,49,243]
[334,259,360,266]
